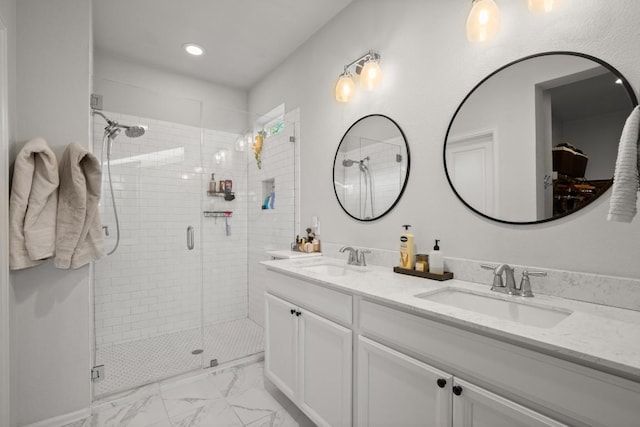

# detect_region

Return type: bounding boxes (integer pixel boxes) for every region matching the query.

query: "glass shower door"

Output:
[91,84,205,399]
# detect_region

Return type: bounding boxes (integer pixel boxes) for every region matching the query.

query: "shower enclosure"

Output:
[91,82,297,398]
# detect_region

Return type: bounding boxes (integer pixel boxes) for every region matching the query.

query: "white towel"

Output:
[608,106,640,222]
[54,143,105,269]
[9,138,59,270]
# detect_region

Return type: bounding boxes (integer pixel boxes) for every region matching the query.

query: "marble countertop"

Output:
[262,256,640,381]
[265,250,323,260]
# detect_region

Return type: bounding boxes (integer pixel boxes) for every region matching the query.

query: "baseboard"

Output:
[23,408,91,427]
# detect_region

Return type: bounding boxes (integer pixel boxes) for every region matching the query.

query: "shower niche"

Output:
[261,178,275,210]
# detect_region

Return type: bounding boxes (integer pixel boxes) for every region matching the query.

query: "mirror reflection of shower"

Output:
[343,156,375,219]
[92,109,146,255]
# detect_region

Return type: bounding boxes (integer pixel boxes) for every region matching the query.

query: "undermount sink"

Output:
[415,288,571,328]
[298,262,367,277]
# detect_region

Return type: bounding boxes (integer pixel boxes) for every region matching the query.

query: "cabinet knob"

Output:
[290,309,296,315]
[436,378,447,388]
[452,385,463,396]
[295,311,302,317]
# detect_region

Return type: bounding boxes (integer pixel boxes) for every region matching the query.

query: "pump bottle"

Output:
[429,239,444,275]
[399,225,415,270]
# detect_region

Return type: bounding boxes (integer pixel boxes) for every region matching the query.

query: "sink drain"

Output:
[191,349,203,355]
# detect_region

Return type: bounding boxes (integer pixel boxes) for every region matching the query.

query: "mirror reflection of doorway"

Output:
[446,130,497,217]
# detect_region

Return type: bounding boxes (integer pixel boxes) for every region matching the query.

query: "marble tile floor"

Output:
[63,361,316,427]
[95,318,264,397]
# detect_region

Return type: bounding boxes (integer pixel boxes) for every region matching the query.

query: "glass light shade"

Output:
[528,0,555,13]
[335,74,356,103]
[360,60,382,90]
[466,0,501,42]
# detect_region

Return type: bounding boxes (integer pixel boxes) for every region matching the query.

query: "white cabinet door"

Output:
[452,378,566,427]
[357,336,452,427]
[265,293,298,401]
[298,307,352,427]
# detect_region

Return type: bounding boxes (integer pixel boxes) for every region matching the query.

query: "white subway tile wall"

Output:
[93,112,251,349]
[247,109,299,327]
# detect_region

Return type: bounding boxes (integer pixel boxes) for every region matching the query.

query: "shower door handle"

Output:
[187,226,194,250]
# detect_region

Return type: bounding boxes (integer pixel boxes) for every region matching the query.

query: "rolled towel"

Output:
[54,142,105,269]
[9,138,59,270]
[608,106,640,223]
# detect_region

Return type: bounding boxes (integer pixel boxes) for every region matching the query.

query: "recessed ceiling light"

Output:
[615,78,623,85]
[183,43,205,56]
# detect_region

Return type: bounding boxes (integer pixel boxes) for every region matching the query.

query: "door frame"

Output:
[0,15,11,427]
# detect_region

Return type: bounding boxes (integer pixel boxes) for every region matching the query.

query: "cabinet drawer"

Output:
[360,299,640,427]
[265,270,352,325]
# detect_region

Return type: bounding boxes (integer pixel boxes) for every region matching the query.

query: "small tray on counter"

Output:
[393,266,454,281]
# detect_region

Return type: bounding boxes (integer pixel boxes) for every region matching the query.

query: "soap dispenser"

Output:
[429,239,444,275]
[399,225,415,270]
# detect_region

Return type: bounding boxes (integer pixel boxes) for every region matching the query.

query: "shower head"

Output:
[93,110,145,139]
[124,126,145,138]
[342,159,355,167]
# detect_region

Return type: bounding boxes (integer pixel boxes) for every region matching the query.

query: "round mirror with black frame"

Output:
[443,51,638,225]
[333,114,410,221]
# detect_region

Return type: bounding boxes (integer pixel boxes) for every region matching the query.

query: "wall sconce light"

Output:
[335,51,382,103]
[528,0,555,13]
[467,0,501,43]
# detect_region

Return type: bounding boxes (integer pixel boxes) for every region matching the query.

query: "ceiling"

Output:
[93,0,353,89]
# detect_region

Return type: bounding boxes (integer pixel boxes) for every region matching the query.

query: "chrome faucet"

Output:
[340,246,370,266]
[482,264,547,297]
[340,246,358,265]
[482,263,517,295]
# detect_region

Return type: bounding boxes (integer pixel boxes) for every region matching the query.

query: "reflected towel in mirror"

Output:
[608,106,640,222]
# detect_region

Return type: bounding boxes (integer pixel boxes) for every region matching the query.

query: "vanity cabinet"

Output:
[359,299,640,427]
[357,336,564,427]
[357,336,453,426]
[451,378,565,427]
[265,292,352,427]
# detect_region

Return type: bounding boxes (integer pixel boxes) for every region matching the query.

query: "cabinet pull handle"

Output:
[290,309,296,315]
[452,385,463,396]
[295,311,301,317]
[436,378,447,388]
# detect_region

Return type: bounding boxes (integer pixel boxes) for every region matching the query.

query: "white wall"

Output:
[10,1,92,426]
[0,0,16,425]
[94,50,248,132]
[248,0,640,279]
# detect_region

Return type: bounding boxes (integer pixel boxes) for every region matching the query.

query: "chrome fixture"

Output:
[340,246,370,267]
[482,263,516,294]
[335,50,382,103]
[342,156,375,218]
[340,246,358,265]
[357,249,371,267]
[93,109,146,256]
[519,270,547,297]
[482,264,547,297]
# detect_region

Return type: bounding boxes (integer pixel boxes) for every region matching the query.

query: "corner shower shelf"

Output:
[203,211,233,218]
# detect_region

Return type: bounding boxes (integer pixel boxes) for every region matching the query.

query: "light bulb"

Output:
[360,60,382,91]
[528,0,555,13]
[335,74,356,103]
[183,43,205,56]
[466,0,501,42]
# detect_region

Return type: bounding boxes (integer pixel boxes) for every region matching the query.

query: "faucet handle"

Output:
[358,250,371,267]
[481,264,498,270]
[520,270,546,297]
